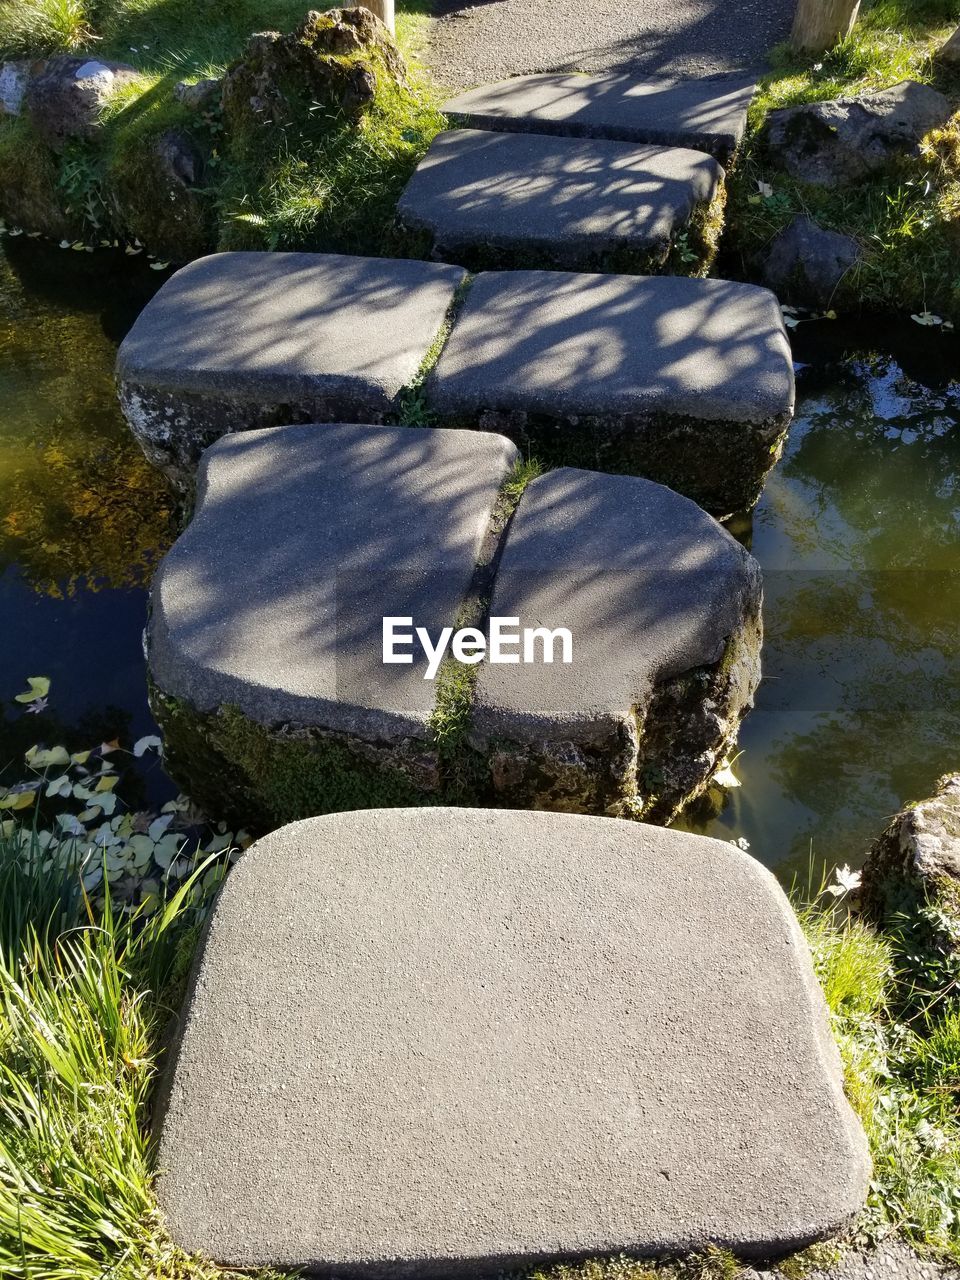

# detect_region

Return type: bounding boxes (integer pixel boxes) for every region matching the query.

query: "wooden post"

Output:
[936,22,960,64]
[789,0,861,53]
[363,0,396,35]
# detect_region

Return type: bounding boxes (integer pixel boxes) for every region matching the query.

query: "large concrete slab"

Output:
[155,808,871,1275]
[426,269,794,516]
[115,252,466,489]
[397,128,722,271]
[148,420,516,753]
[443,72,757,158]
[470,468,760,817]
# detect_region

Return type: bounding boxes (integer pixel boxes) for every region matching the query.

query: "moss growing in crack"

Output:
[393,274,474,427]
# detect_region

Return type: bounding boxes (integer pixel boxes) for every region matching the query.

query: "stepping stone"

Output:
[397,128,723,272]
[147,423,763,828]
[426,270,794,517]
[115,251,466,490]
[155,808,871,1274]
[443,71,757,159]
[469,467,761,818]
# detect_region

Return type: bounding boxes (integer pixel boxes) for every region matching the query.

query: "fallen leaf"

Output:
[14,676,50,704]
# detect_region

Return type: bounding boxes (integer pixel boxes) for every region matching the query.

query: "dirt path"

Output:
[425,0,797,92]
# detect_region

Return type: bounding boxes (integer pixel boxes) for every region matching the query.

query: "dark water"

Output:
[2,240,958,876]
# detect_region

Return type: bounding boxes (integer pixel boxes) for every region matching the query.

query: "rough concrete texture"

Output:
[443,72,757,158]
[765,81,953,187]
[426,269,795,515]
[155,808,870,1275]
[471,468,762,819]
[426,0,792,90]
[148,422,517,743]
[396,128,723,269]
[115,251,466,488]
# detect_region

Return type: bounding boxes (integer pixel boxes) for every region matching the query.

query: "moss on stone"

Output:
[152,690,436,833]
[0,114,79,239]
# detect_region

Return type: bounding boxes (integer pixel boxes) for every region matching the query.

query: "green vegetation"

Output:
[0,0,443,260]
[725,0,960,319]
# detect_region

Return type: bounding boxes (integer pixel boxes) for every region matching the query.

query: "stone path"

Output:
[396,128,724,272]
[147,422,761,827]
[117,251,793,514]
[442,71,758,157]
[155,808,870,1275]
[425,0,794,90]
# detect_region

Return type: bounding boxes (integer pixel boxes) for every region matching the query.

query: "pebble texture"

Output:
[426,269,794,513]
[443,71,757,157]
[752,1240,960,1280]
[396,128,723,268]
[148,422,517,741]
[426,0,793,89]
[155,808,871,1275]
[115,252,466,486]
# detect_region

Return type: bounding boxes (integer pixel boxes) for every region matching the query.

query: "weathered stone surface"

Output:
[765,81,952,187]
[443,71,757,158]
[115,251,466,489]
[108,127,213,263]
[470,468,762,821]
[155,808,871,1274]
[760,215,861,308]
[0,60,32,116]
[861,773,960,937]
[173,77,221,111]
[397,127,723,271]
[221,7,406,135]
[426,269,795,516]
[24,56,139,149]
[937,24,960,66]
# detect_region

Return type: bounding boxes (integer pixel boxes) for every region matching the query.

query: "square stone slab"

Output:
[425,269,794,516]
[148,422,517,744]
[396,128,723,270]
[115,251,466,488]
[155,808,870,1275]
[443,72,757,158]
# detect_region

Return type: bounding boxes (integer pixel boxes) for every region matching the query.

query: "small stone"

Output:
[24,55,140,149]
[0,60,33,116]
[154,807,870,1273]
[760,215,861,308]
[765,81,952,187]
[173,78,220,111]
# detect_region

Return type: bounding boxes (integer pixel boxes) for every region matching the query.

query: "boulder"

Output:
[154,809,870,1273]
[936,24,960,67]
[24,56,140,149]
[760,215,861,308]
[221,7,406,137]
[109,127,214,263]
[146,422,762,827]
[765,81,952,186]
[861,774,960,939]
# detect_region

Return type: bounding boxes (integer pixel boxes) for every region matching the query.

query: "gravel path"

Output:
[751,1241,960,1280]
[425,0,798,92]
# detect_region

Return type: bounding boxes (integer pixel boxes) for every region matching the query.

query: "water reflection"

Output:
[681,323,960,879]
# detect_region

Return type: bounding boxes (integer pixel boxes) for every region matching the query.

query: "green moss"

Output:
[0,115,79,240]
[153,693,434,832]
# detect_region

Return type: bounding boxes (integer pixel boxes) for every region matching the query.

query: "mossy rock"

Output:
[221,6,407,140]
[0,116,79,239]
[107,125,216,261]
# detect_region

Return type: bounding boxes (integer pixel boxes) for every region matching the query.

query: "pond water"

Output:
[2,239,958,878]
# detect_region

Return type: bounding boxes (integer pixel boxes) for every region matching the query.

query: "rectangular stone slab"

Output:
[155,808,870,1276]
[426,269,794,516]
[148,422,517,742]
[443,71,757,157]
[396,128,723,270]
[115,251,466,488]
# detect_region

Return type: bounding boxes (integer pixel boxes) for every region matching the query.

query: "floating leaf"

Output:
[25,744,70,768]
[14,676,50,704]
[71,749,92,765]
[149,261,171,271]
[133,734,162,758]
[95,774,119,793]
[0,791,35,811]
[148,813,173,842]
[756,180,774,198]
[45,774,72,799]
[713,760,742,789]
[911,311,943,327]
[100,739,120,755]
